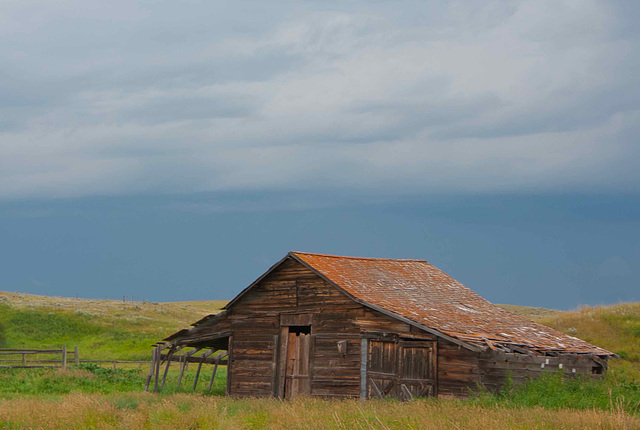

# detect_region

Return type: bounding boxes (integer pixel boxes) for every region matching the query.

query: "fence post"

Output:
[61,345,67,369]
[21,353,26,366]
[74,346,79,365]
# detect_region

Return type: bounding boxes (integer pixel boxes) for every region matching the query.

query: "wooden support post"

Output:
[144,347,156,392]
[177,348,202,389]
[177,352,186,389]
[192,349,215,392]
[113,361,117,370]
[192,358,204,391]
[21,353,26,366]
[160,346,180,391]
[153,346,164,393]
[74,346,79,366]
[207,352,221,392]
[61,345,67,369]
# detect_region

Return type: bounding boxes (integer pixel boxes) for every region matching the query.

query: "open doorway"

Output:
[281,325,311,399]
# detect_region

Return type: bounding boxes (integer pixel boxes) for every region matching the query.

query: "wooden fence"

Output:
[0,347,78,368]
[0,347,149,370]
[0,346,230,395]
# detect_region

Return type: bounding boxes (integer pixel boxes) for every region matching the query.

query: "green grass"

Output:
[0,364,227,398]
[0,293,225,360]
[0,303,157,360]
[471,370,640,415]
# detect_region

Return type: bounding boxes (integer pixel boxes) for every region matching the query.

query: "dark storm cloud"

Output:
[1,0,639,199]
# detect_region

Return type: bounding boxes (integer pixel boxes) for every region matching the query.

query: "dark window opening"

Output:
[592,365,604,375]
[289,325,311,335]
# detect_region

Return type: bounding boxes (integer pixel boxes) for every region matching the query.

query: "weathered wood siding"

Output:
[227,258,366,397]
[478,351,606,392]
[436,339,480,398]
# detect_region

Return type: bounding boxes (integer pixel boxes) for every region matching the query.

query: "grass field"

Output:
[0,291,639,429]
[0,291,226,360]
[1,394,638,429]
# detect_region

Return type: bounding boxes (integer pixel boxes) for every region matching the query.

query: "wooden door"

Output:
[367,340,398,398]
[283,328,311,399]
[366,338,436,400]
[398,341,436,399]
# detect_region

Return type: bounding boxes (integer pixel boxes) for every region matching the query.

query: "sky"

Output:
[1,0,638,309]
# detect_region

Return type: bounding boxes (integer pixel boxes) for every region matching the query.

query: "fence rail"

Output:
[0,347,150,370]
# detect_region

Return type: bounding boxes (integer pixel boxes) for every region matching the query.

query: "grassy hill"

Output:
[0,290,638,374]
[0,291,226,361]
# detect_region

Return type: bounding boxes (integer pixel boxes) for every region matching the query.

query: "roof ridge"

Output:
[290,251,427,263]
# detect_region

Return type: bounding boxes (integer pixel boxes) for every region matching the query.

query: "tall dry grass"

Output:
[0,394,638,430]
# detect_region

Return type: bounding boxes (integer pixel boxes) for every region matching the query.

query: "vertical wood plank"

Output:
[432,343,438,397]
[299,333,310,395]
[74,346,79,366]
[308,334,315,396]
[225,335,233,396]
[277,327,289,398]
[360,337,368,401]
[271,334,279,397]
[285,331,297,399]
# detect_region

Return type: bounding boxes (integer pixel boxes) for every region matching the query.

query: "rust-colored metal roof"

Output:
[291,252,612,355]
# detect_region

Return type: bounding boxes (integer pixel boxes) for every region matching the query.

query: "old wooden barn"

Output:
[155,251,613,399]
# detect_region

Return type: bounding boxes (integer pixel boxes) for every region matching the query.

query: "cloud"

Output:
[0,0,639,199]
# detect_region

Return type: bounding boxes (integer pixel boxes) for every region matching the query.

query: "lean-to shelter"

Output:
[158,251,614,399]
